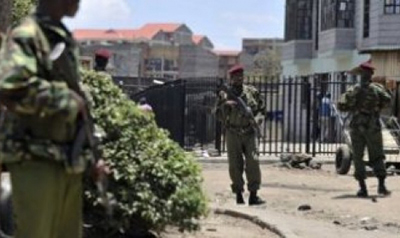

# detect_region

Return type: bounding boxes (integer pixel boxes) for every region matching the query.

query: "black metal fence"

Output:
[131,80,186,146]
[131,78,218,151]
[218,73,356,156]
[126,73,398,156]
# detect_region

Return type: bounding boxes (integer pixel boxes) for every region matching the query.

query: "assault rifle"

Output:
[218,82,261,136]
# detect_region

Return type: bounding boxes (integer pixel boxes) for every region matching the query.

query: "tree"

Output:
[0,0,37,32]
[0,0,12,32]
[250,49,282,78]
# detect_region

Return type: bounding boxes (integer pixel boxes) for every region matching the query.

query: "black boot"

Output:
[357,180,368,198]
[236,192,245,204]
[378,177,391,196]
[249,191,266,206]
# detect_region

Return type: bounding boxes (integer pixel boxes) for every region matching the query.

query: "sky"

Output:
[65,0,285,51]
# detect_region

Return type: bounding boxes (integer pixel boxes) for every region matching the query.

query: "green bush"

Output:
[81,71,208,237]
[13,0,37,24]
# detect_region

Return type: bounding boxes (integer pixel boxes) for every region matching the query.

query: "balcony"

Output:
[318,28,356,56]
[281,40,313,61]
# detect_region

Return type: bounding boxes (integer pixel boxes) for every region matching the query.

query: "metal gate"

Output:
[129,73,397,156]
[132,78,218,151]
[219,73,357,155]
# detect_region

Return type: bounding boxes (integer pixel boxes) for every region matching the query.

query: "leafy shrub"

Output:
[12,0,37,24]
[81,71,208,237]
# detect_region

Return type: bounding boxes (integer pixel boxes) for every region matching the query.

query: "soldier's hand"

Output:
[218,91,227,99]
[256,117,264,125]
[70,90,86,113]
[225,100,237,106]
[91,159,111,181]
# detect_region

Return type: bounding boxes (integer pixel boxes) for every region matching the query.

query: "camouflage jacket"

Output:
[337,82,391,129]
[0,13,83,164]
[216,84,265,133]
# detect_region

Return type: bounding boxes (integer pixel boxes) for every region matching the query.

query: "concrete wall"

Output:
[177,25,194,45]
[281,40,313,61]
[357,1,400,51]
[179,45,218,78]
[372,51,400,80]
[318,29,356,53]
[282,50,369,76]
[80,43,141,77]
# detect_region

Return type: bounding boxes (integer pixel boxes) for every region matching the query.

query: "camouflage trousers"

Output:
[350,127,387,180]
[226,129,261,193]
[8,159,83,238]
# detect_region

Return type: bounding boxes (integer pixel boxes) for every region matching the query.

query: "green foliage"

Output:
[248,48,282,79]
[12,0,37,24]
[81,71,208,237]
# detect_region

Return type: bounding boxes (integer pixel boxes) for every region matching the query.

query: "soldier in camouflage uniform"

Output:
[0,0,108,237]
[338,61,391,198]
[216,65,265,205]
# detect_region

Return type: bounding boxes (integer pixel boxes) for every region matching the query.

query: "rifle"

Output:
[71,102,114,216]
[50,43,113,216]
[218,82,261,136]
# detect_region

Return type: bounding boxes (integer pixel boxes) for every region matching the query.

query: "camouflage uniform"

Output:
[338,82,391,180]
[216,84,265,194]
[0,13,85,238]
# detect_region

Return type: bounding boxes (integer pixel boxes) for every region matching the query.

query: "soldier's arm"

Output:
[373,83,392,108]
[337,86,357,112]
[214,91,230,122]
[0,27,79,119]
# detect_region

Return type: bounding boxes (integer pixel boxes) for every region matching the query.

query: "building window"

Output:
[385,0,400,14]
[321,0,336,30]
[285,0,313,41]
[244,46,258,55]
[363,0,370,38]
[337,0,354,28]
[321,0,354,31]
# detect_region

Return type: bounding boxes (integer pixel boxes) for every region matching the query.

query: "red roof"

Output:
[73,29,138,41]
[139,23,182,38]
[192,35,205,45]
[73,23,184,41]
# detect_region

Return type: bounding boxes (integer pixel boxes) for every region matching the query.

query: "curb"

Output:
[211,207,299,238]
[198,158,335,165]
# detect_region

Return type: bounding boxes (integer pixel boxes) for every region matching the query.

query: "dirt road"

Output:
[201,162,400,237]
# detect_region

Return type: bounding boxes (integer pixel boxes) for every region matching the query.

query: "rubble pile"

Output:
[278,153,322,170]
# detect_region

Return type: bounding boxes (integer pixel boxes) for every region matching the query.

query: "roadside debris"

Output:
[298,204,312,211]
[278,152,322,170]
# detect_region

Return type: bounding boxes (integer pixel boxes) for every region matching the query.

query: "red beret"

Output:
[360,60,375,71]
[95,48,112,59]
[228,64,244,75]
